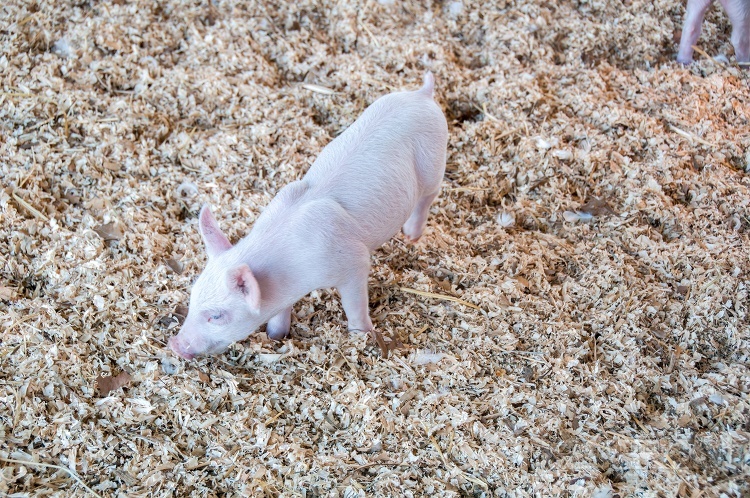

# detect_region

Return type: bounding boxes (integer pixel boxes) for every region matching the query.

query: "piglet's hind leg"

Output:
[339,278,374,333]
[266,306,292,340]
[336,252,374,333]
[402,190,439,242]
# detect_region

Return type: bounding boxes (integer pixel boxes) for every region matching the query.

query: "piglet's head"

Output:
[168,206,262,359]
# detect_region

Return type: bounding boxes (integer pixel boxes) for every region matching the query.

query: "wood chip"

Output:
[300,83,337,95]
[93,222,123,241]
[165,258,184,274]
[96,372,132,396]
[399,286,481,310]
[578,198,617,216]
[0,286,17,301]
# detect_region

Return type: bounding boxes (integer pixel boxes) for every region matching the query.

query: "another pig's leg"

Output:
[678,0,714,64]
[402,191,439,243]
[266,307,292,340]
[337,248,374,333]
[722,0,750,63]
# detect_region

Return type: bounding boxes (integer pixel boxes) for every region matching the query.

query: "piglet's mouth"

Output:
[168,336,196,360]
[174,350,195,360]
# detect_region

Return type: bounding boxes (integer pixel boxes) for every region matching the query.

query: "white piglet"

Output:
[168,72,448,359]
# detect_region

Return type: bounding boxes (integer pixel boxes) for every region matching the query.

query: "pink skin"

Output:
[168,336,195,360]
[168,72,448,360]
[677,0,750,64]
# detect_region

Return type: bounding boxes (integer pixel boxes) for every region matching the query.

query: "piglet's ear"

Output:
[199,205,232,259]
[228,264,261,314]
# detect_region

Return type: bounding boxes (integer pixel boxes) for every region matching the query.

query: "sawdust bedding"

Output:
[1,0,749,496]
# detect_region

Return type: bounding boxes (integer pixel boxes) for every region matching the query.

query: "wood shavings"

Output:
[579,198,617,216]
[164,258,184,274]
[95,372,132,396]
[496,211,515,228]
[668,124,717,148]
[399,286,481,310]
[92,222,122,241]
[0,458,102,498]
[564,198,616,222]
[0,286,17,301]
[552,149,573,160]
[411,351,446,365]
[473,102,500,122]
[257,353,284,364]
[1,0,749,496]
[368,328,404,358]
[11,190,48,221]
[176,182,199,198]
[161,357,179,375]
[300,83,338,95]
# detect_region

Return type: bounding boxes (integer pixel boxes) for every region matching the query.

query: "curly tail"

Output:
[419,71,435,97]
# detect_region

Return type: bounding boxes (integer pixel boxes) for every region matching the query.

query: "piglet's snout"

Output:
[168,335,196,360]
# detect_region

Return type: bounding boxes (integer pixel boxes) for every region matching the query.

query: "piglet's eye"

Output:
[204,310,230,324]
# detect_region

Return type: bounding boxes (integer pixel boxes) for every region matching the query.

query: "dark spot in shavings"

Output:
[204,1,219,25]
[177,205,193,221]
[20,273,45,298]
[63,190,81,205]
[158,315,178,327]
[446,99,482,124]
[158,305,189,328]
[174,305,189,323]
[520,365,535,383]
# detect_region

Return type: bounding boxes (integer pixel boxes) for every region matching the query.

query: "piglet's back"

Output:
[302,79,448,248]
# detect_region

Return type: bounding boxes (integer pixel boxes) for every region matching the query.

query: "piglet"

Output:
[677,0,750,64]
[168,72,448,359]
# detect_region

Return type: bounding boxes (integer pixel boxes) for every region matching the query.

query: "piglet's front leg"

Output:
[678,0,713,64]
[267,307,292,340]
